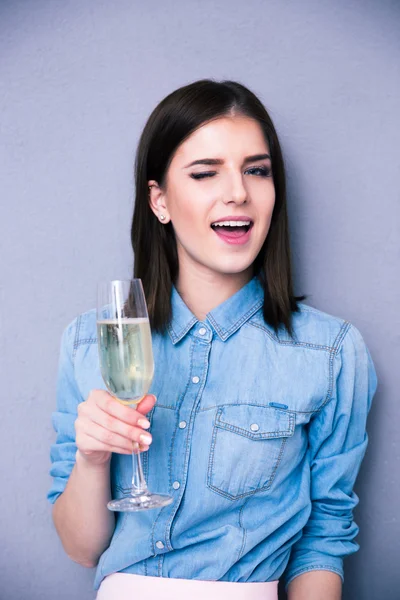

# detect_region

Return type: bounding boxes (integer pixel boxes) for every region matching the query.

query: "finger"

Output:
[135,394,157,416]
[80,420,151,452]
[93,391,150,427]
[89,408,151,442]
[76,435,133,455]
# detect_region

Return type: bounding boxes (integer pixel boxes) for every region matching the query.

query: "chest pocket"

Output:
[207,404,295,500]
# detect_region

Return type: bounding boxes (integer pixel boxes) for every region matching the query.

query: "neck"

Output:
[175,257,253,322]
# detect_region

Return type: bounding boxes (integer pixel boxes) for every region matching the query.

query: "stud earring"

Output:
[159,214,166,221]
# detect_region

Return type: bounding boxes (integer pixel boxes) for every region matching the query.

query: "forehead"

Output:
[172,115,269,164]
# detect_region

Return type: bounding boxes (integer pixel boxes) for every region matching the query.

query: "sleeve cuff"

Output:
[47,443,77,504]
[47,482,65,505]
[284,553,344,591]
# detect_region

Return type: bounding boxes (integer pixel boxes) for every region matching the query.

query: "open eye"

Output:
[245,166,271,177]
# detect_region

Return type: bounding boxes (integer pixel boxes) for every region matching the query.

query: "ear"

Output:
[148,180,171,224]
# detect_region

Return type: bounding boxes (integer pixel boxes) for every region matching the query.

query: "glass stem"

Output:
[131,449,148,496]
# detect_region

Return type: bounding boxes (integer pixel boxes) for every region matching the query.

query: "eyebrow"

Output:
[184,153,271,168]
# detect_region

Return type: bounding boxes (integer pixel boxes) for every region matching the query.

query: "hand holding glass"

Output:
[97,279,173,511]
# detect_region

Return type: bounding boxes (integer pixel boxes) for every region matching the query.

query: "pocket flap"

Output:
[215,404,295,440]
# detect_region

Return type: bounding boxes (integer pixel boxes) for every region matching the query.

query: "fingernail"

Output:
[140,433,152,445]
[138,418,150,429]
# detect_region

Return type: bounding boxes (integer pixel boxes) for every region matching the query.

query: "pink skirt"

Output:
[96,573,279,600]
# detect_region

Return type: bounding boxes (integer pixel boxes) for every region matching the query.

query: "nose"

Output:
[223,172,248,205]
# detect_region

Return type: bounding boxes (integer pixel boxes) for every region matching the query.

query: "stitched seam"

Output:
[318,321,351,412]
[216,415,294,439]
[168,317,197,344]
[207,444,283,501]
[208,299,263,340]
[176,339,196,411]
[198,403,328,416]
[206,402,294,410]
[207,313,222,336]
[197,404,298,414]
[213,403,295,437]
[167,323,176,344]
[150,340,197,553]
[149,511,161,556]
[166,342,211,547]
[269,436,288,484]
[224,299,264,335]
[167,338,195,492]
[158,555,164,577]
[333,321,351,356]
[72,315,82,363]
[178,317,198,339]
[207,409,291,500]
[167,414,180,491]
[207,408,221,493]
[286,565,343,586]
[237,496,251,562]
[248,321,334,351]
[216,422,293,439]
[74,337,97,347]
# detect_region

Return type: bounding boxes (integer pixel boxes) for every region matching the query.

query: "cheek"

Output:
[168,186,210,232]
[254,188,275,231]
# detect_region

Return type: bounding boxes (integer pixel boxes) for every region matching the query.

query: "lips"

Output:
[210,216,254,246]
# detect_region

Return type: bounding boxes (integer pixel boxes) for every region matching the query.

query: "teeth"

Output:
[212,220,251,227]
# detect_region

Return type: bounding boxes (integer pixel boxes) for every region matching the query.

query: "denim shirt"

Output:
[48,278,377,590]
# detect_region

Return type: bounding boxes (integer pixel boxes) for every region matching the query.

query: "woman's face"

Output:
[149,115,275,281]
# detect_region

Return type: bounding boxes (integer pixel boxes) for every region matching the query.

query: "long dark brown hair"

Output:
[131,79,302,336]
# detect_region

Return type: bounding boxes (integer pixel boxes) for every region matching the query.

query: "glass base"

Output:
[107,492,173,512]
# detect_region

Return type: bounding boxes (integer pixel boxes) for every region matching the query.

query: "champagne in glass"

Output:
[97,318,154,404]
[97,279,173,512]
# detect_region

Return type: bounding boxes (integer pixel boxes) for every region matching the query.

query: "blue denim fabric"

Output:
[48,278,377,590]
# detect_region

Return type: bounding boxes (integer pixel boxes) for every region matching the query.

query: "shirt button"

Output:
[172,481,180,490]
[179,421,187,429]
[250,423,260,432]
[199,327,207,335]
[155,541,164,549]
[192,376,200,384]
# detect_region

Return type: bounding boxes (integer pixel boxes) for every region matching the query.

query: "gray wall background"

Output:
[1,1,399,598]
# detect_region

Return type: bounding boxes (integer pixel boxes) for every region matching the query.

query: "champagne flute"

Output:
[97,279,173,512]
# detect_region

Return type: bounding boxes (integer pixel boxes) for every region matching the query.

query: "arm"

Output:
[49,321,115,567]
[288,570,342,600]
[284,324,377,591]
[48,320,156,567]
[52,451,114,568]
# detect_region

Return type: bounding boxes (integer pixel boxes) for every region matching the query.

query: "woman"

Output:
[48,80,377,600]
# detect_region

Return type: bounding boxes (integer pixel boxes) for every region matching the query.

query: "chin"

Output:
[210,260,255,277]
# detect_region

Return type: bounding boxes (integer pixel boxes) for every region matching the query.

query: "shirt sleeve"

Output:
[47,318,83,504]
[284,323,378,589]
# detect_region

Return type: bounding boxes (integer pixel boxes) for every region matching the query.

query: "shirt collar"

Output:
[168,277,264,345]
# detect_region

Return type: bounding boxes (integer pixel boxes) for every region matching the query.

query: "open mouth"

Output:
[211,220,253,236]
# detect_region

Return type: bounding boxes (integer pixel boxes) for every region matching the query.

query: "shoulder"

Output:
[291,302,350,351]
[250,301,357,353]
[60,308,97,357]
[291,304,372,363]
